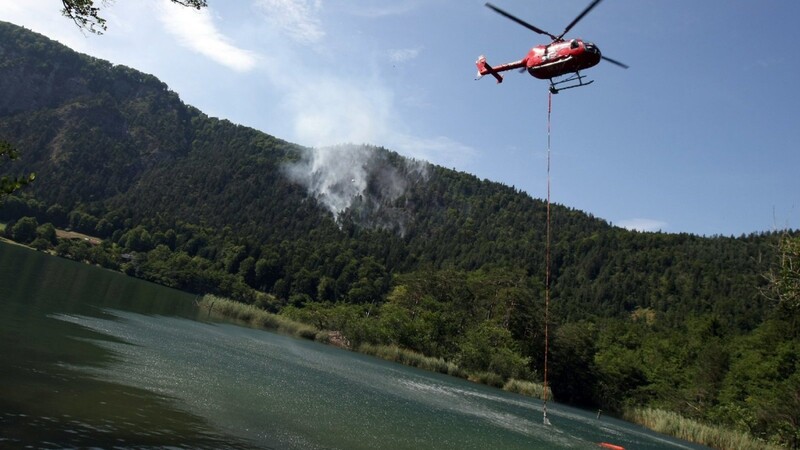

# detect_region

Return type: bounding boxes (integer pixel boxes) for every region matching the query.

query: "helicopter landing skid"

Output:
[548,71,593,94]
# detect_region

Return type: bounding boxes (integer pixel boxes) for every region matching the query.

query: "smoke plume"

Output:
[283,144,428,230]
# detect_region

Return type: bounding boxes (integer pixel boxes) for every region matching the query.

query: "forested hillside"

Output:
[1,21,797,447]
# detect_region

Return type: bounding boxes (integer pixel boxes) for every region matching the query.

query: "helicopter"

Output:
[475,0,628,93]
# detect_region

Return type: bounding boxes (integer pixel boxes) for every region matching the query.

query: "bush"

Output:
[30,237,52,251]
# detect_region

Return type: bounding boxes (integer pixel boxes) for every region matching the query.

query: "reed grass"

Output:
[198,294,318,340]
[356,343,465,377]
[191,297,779,448]
[467,371,505,388]
[624,407,782,450]
[198,296,555,400]
[502,378,552,401]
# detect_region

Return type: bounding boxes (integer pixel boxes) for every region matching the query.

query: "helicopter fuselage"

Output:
[525,39,602,79]
[476,1,626,90]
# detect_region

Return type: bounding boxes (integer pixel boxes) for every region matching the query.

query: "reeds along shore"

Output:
[196,294,551,401]
[197,294,783,449]
[623,407,784,450]
[198,294,318,340]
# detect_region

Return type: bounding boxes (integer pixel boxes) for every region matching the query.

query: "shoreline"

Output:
[0,239,786,449]
[197,294,552,400]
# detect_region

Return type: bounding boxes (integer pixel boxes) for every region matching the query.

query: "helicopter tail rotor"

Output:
[476,55,504,83]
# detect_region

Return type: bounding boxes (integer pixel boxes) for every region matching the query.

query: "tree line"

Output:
[3,195,797,446]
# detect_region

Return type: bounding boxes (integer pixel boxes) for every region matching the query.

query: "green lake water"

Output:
[0,242,708,449]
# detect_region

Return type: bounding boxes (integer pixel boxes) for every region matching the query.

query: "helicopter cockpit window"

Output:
[570,39,579,49]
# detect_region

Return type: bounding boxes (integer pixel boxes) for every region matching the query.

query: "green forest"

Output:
[1,20,798,448]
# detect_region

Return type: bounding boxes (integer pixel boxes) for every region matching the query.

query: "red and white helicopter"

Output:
[476,0,628,93]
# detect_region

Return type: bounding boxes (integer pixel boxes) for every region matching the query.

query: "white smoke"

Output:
[286,145,371,216]
[284,144,429,224]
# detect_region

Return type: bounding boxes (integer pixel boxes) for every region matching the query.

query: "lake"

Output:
[0,242,708,449]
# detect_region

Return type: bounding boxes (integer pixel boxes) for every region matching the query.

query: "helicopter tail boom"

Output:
[476,55,504,83]
[476,55,528,83]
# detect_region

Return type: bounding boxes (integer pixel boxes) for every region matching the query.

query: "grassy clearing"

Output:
[55,229,102,245]
[624,407,782,450]
[198,294,318,340]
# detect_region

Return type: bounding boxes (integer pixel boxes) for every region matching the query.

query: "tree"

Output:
[0,141,35,197]
[719,319,799,447]
[550,321,598,405]
[457,321,530,380]
[11,217,39,244]
[61,0,208,34]
[122,225,154,252]
[764,233,800,335]
[36,222,58,246]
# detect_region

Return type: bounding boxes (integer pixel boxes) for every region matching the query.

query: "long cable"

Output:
[542,91,552,426]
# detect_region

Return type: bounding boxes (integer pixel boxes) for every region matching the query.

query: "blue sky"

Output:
[1,0,798,236]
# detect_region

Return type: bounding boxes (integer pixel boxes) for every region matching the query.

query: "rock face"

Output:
[0,21,171,116]
[0,23,89,115]
[0,21,200,207]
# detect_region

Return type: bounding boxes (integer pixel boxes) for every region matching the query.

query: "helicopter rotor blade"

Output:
[485,3,558,41]
[602,55,629,69]
[558,0,603,40]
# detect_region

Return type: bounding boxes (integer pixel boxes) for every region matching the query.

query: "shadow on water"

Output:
[0,243,252,449]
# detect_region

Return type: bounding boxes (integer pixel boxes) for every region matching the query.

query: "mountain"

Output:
[1,21,797,446]
[0,20,610,295]
[0,20,770,313]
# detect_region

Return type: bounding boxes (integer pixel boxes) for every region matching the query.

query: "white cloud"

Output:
[284,77,392,147]
[617,218,668,232]
[277,70,478,171]
[158,1,258,72]
[389,48,421,63]
[0,1,25,17]
[341,1,421,18]
[391,134,478,170]
[255,0,324,45]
